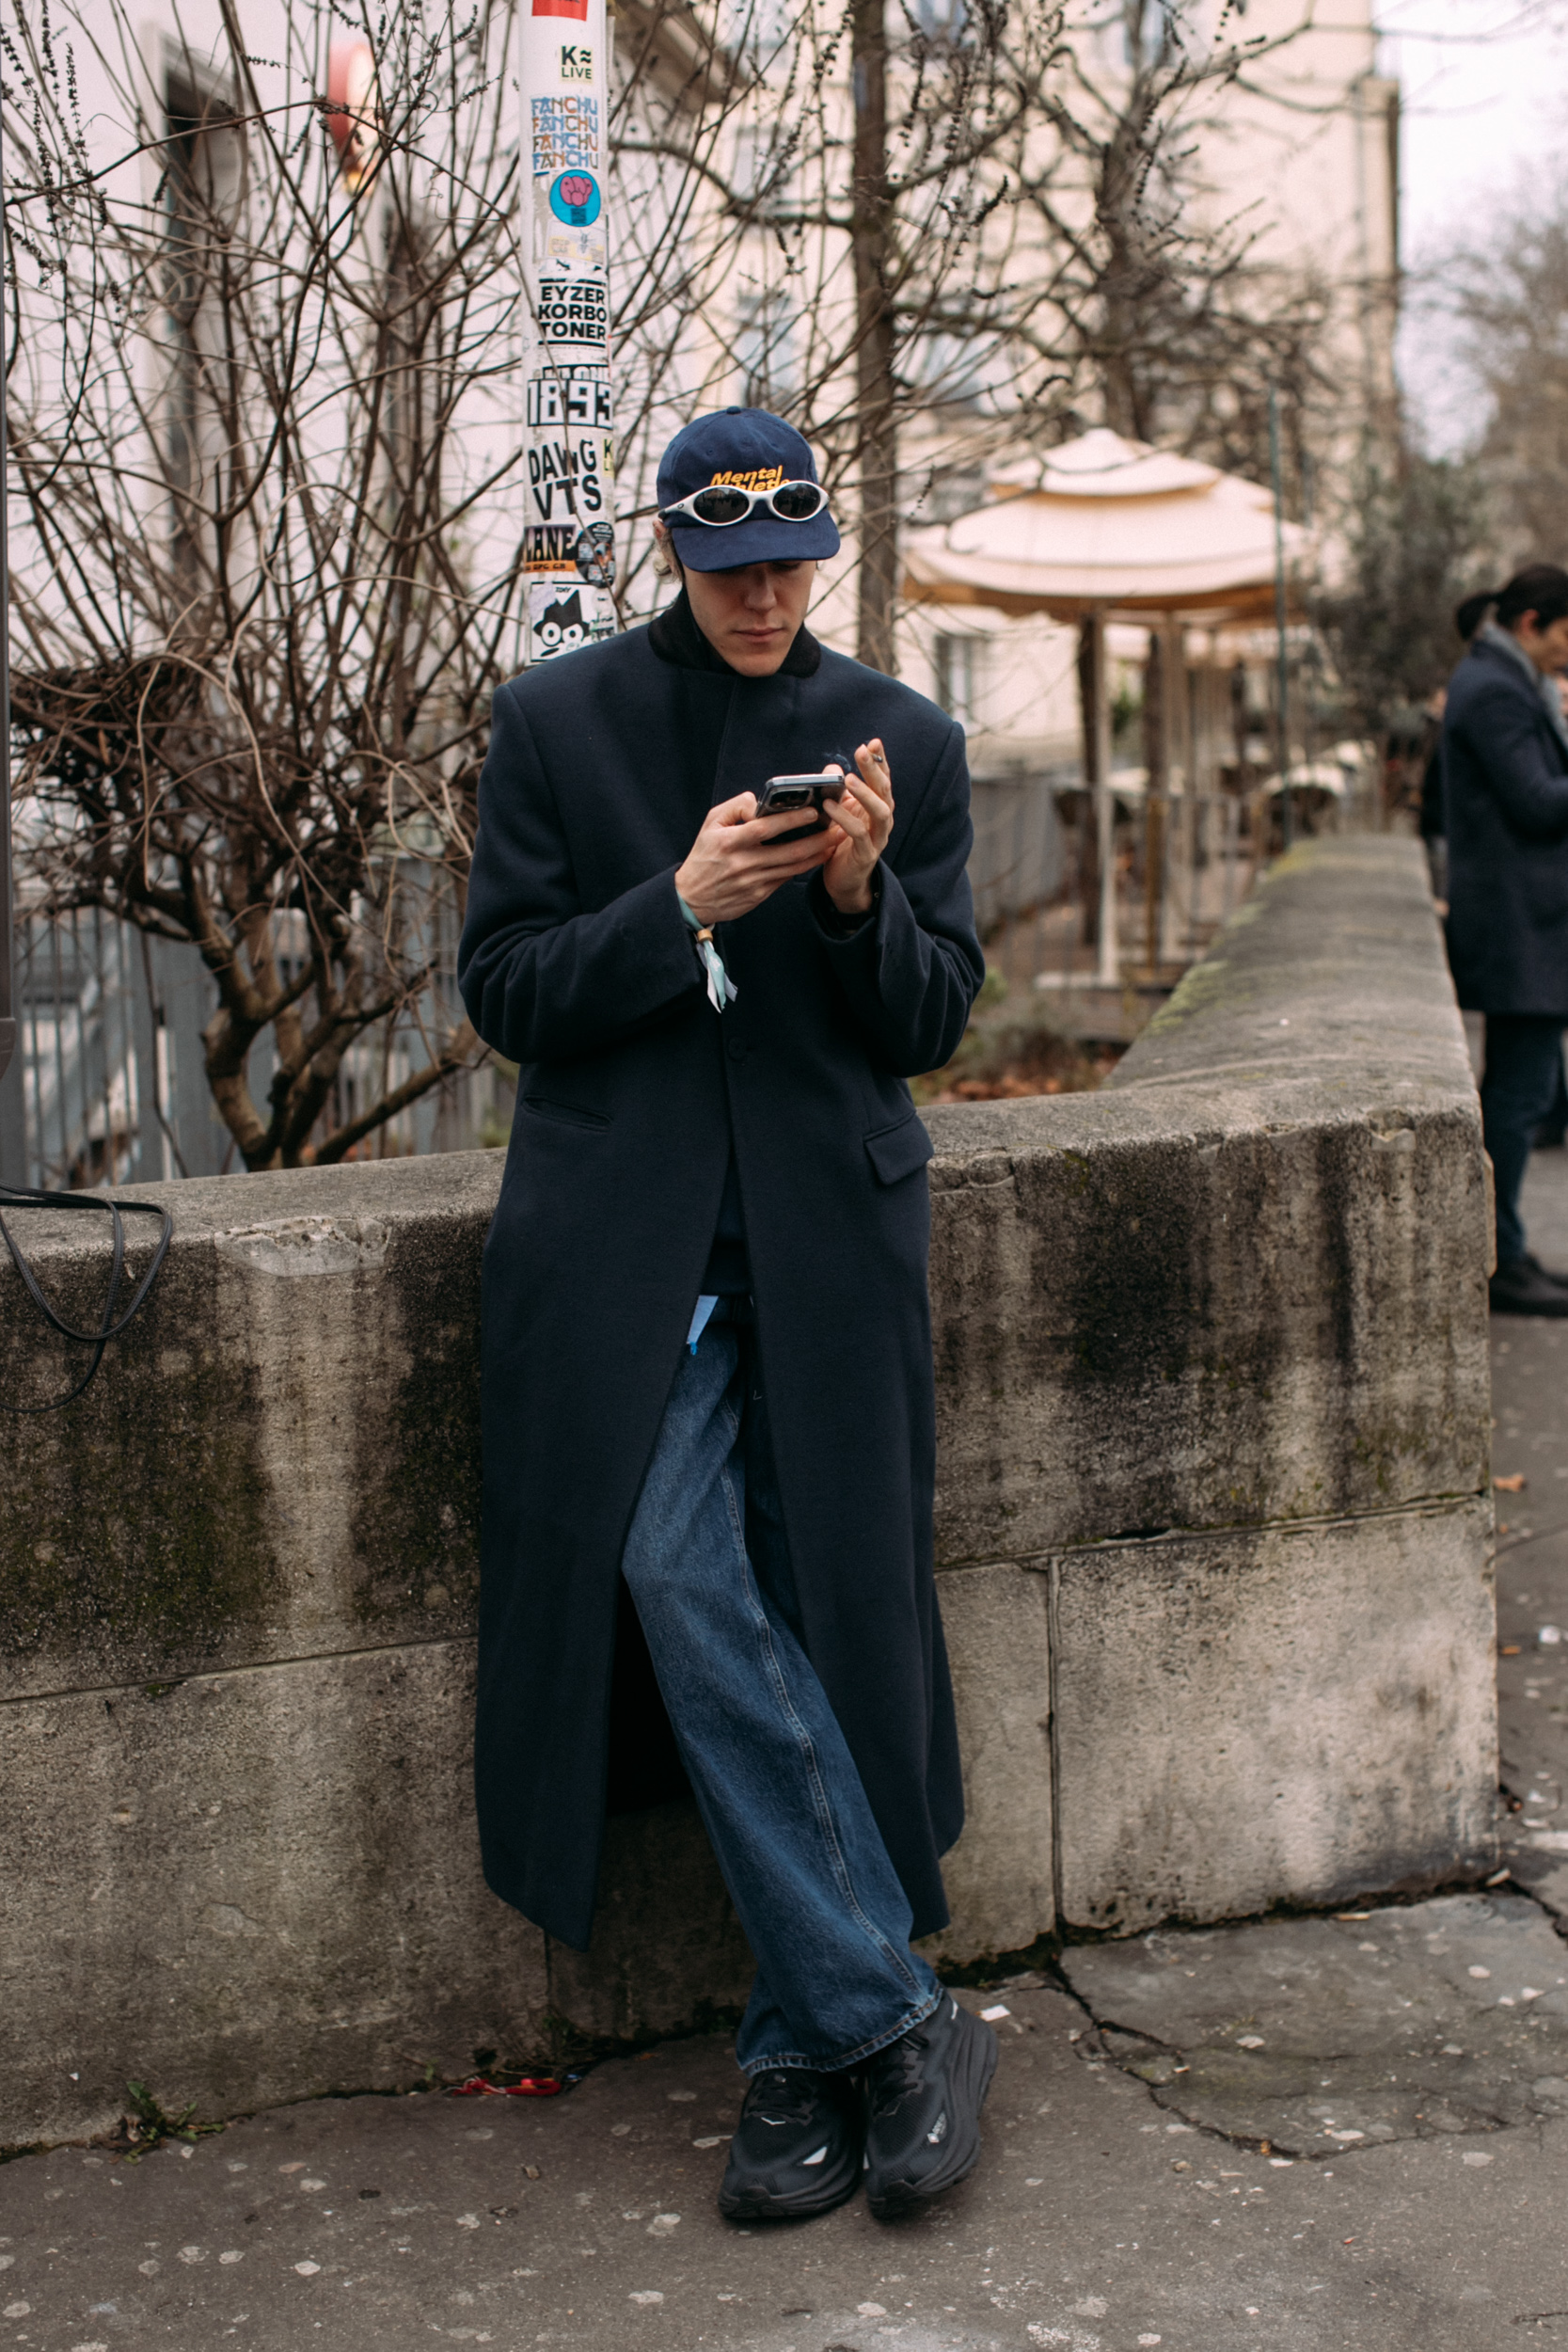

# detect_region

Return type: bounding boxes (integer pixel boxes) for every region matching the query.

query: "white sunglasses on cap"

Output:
[658,479,830,528]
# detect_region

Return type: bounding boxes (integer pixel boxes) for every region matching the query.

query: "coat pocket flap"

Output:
[522,1094,611,1131]
[863,1110,935,1185]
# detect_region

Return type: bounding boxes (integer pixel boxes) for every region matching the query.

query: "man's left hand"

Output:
[822,739,894,916]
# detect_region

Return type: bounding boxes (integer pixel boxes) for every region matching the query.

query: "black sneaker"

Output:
[717,2067,863,2222]
[1491,1255,1568,1316]
[863,1994,998,2221]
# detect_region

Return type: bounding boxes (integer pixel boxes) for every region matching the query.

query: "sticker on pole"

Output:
[531,96,598,174]
[574,521,615,587]
[527,435,608,523]
[527,580,614,660]
[526,367,613,430]
[537,279,609,347]
[541,225,606,273]
[520,0,613,671]
[548,170,601,228]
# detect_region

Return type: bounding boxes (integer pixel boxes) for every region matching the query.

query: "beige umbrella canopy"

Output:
[904,428,1310,982]
[903,426,1308,625]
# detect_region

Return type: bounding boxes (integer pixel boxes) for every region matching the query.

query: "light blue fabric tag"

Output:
[687,1294,721,1354]
[677,896,738,1012]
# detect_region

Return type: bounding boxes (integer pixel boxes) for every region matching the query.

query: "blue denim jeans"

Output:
[1482,1014,1567,1264]
[620,1305,942,2074]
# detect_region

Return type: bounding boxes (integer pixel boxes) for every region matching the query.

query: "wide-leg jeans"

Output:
[1482,1013,1567,1264]
[619,1304,942,2075]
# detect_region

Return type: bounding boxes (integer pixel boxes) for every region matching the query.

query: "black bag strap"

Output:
[0,1184,173,1412]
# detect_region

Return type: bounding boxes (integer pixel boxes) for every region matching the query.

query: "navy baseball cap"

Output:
[656,406,841,571]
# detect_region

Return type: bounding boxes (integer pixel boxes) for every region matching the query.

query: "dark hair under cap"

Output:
[1461,564,1568,638]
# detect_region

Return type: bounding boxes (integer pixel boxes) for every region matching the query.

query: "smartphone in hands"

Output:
[755,771,846,833]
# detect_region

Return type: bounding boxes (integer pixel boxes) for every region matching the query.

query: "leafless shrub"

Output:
[5,0,516,1167]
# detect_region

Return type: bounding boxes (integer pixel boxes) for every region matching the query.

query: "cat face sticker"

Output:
[532,588,588,655]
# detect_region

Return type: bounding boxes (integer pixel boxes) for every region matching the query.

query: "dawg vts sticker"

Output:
[527,435,607,521]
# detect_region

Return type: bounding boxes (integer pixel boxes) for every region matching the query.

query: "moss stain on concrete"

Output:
[0,1336,278,1675]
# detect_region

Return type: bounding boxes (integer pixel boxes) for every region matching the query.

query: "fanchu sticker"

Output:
[531,95,598,176]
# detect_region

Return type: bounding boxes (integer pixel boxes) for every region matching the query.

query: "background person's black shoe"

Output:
[717,2066,863,2222]
[863,1994,997,2221]
[1490,1254,1568,1316]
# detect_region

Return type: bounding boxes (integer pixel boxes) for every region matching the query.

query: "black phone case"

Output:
[757,774,839,832]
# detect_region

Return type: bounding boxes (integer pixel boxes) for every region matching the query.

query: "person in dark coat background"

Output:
[1416,589,1490,912]
[1442,564,1568,1313]
[457,407,993,2224]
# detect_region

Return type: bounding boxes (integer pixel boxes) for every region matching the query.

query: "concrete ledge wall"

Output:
[0,836,1495,2147]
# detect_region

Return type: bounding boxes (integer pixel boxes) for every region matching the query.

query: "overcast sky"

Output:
[1380,0,1568,445]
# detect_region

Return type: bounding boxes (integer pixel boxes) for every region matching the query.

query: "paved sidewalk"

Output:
[1492,1151,1568,1923]
[3,1965,1567,2352]
[6,1157,1568,2352]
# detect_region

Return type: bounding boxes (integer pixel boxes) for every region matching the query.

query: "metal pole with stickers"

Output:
[519,0,617,663]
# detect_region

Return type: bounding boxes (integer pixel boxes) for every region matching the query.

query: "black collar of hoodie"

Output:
[647,586,822,677]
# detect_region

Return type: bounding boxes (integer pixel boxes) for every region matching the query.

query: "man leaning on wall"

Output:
[455,406,995,2224]
[1443,563,1568,1314]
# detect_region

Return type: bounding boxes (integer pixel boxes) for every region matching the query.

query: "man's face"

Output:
[1516,610,1568,675]
[682,558,818,676]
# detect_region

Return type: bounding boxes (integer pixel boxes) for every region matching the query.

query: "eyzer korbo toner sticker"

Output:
[521,0,615,660]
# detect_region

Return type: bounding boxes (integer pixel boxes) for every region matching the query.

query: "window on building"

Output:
[721,0,795,64]
[732,121,792,212]
[735,290,796,408]
[934,634,983,728]
[906,463,985,525]
[905,330,989,416]
[911,0,968,39]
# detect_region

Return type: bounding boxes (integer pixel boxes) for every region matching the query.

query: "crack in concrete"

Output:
[935,1486,1491,1577]
[0,1631,479,1711]
[1054,1893,1568,2160]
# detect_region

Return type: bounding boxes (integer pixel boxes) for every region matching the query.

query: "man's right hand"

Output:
[674,793,832,927]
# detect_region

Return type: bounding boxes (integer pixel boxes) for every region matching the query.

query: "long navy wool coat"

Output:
[1443,631,1568,1016]
[456,607,985,1952]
